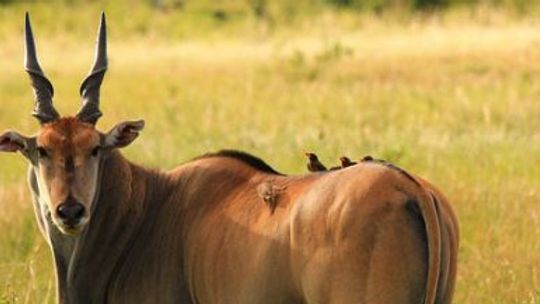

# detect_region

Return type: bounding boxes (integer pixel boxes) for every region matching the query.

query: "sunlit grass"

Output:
[1,4,540,303]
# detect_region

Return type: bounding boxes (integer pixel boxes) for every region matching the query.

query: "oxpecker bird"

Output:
[305,152,327,172]
[257,182,286,213]
[340,156,357,168]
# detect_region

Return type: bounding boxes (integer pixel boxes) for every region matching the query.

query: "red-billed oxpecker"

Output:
[0,13,459,304]
[257,182,286,213]
[305,152,327,172]
[339,156,357,168]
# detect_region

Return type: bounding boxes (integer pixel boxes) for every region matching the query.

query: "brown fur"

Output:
[33,148,457,303]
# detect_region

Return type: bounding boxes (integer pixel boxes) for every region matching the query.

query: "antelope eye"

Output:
[90,146,101,157]
[37,147,49,158]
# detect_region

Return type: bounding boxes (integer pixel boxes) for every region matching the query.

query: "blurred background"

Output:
[1,0,540,303]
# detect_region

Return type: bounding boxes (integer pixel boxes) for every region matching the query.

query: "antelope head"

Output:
[0,13,144,235]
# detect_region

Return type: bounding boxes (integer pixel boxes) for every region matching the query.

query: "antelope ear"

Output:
[0,131,30,153]
[104,120,145,148]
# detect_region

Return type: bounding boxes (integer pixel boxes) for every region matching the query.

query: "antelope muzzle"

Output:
[55,196,88,234]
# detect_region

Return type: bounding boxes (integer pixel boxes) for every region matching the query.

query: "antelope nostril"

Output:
[57,203,85,222]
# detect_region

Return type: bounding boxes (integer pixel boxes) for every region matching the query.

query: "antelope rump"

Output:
[0,13,459,304]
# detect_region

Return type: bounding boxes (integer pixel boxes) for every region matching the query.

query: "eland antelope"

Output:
[0,13,459,304]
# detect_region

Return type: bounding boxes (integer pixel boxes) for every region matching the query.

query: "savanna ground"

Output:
[1,1,540,303]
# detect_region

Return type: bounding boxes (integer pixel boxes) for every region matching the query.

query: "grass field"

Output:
[1,2,540,303]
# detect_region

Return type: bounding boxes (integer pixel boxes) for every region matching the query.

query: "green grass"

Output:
[1,3,540,303]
